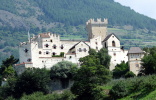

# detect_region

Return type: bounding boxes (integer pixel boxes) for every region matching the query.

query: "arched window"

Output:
[60,45,64,49]
[79,48,82,52]
[53,52,56,55]
[45,44,49,47]
[112,41,116,47]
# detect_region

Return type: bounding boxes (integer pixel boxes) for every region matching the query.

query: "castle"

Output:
[14,18,144,75]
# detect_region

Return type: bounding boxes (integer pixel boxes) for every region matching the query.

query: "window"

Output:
[72,51,75,53]
[95,42,97,45]
[113,53,116,56]
[79,48,82,52]
[53,52,56,56]
[105,42,107,48]
[61,45,64,49]
[96,47,98,50]
[45,44,49,47]
[53,44,57,49]
[24,49,28,53]
[112,41,116,47]
[84,48,87,52]
[69,56,72,59]
[39,51,42,54]
[27,58,31,62]
[50,39,53,42]
[136,64,139,67]
[46,51,49,54]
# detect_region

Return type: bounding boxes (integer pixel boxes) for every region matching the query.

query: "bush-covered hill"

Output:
[1,0,156,30]
[0,0,156,63]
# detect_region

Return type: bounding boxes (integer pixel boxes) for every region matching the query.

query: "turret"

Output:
[86,18,108,41]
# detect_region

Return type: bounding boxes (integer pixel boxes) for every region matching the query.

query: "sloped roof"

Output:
[39,33,50,38]
[69,41,90,50]
[128,47,144,54]
[14,62,33,66]
[103,33,120,42]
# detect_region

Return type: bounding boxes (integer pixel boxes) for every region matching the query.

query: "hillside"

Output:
[0,0,156,63]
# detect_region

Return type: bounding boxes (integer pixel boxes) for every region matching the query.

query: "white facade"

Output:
[15,18,129,73]
[102,33,128,70]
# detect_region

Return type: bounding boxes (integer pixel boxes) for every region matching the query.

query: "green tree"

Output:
[50,61,78,89]
[141,47,156,75]
[0,55,18,84]
[97,48,111,68]
[88,49,97,56]
[13,68,50,98]
[125,71,136,78]
[71,48,111,100]
[113,61,129,78]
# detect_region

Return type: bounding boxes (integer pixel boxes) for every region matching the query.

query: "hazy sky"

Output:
[114,0,156,20]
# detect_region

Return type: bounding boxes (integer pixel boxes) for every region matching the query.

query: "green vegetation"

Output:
[4,90,75,100]
[52,52,65,57]
[50,61,78,89]
[0,55,18,83]
[28,0,156,30]
[0,68,50,99]
[141,47,156,75]
[0,0,156,63]
[71,48,112,100]
[113,61,135,78]
[108,75,156,99]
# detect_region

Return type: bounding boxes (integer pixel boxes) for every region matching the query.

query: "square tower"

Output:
[86,18,108,41]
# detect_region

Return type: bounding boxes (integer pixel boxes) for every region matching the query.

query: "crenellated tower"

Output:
[86,18,108,41]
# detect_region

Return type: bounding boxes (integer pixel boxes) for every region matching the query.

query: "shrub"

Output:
[109,81,130,99]
[125,71,136,78]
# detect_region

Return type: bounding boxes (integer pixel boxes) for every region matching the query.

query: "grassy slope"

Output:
[102,75,156,100]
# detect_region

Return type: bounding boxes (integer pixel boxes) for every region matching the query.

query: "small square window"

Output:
[136,64,139,67]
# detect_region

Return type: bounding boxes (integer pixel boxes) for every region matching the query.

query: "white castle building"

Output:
[14,18,132,75]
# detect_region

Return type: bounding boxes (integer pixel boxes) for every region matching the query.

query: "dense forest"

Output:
[0,0,156,63]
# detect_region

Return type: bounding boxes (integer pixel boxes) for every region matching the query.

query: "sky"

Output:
[114,0,156,20]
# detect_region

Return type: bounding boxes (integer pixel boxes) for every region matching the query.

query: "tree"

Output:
[125,71,136,78]
[141,47,156,75]
[50,61,78,79]
[71,48,111,100]
[113,61,129,78]
[88,49,97,56]
[0,55,18,84]
[2,55,18,67]
[50,61,78,89]
[13,68,50,98]
[97,48,111,69]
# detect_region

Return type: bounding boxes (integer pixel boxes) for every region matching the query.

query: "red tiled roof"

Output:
[40,33,50,38]
[14,62,33,66]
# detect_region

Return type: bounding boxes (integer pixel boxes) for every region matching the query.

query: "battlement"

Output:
[86,18,108,25]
